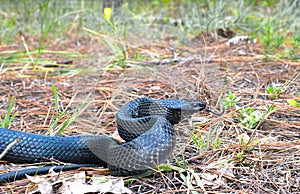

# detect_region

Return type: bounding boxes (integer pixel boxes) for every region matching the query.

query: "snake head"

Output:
[159,99,206,124]
[160,99,206,112]
[178,100,206,112]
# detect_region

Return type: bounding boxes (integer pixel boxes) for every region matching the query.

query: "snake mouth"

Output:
[205,107,224,116]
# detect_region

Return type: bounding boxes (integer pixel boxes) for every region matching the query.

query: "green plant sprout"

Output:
[267,85,281,99]
[222,91,275,129]
[0,96,18,128]
[238,106,263,129]
[191,132,208,153]
[222,91,241,109]
[175,155,189,170]
[238,105,274,129]
[134,50,146,60]
[190,127,223,154]
[211,137,223,149]
[236,136,271,162]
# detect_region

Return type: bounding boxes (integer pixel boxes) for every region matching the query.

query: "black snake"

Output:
[0,97,208,183]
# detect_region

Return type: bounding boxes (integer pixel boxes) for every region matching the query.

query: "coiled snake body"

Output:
[0,98,206,183]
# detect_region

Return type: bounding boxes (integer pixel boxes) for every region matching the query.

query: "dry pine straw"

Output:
[0,39,299,193]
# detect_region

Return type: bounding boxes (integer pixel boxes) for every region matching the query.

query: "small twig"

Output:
[0,138,20,160]
[169,40,178,61]
[135,56,214,66]
[135,53,268,66]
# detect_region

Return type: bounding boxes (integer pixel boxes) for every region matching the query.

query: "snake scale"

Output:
[0,97,206,183]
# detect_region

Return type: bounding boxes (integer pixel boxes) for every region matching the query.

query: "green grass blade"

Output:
[2,96,18,128]
[52,84,59,116]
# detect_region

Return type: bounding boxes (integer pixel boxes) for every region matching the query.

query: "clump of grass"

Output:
[235,136,270,162]
[0,48,85,76]
[0,85,90,136]
[102,6,130,70]
[261,20,286,54]
[287,35,300,60]
[0,96,18,128]
[190,130,223,154]
[48,84,92,136]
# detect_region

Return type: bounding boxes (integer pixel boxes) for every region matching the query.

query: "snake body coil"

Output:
[0,98,205,183]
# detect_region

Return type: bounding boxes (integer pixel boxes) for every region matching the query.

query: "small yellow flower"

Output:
[103,7,112,21]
